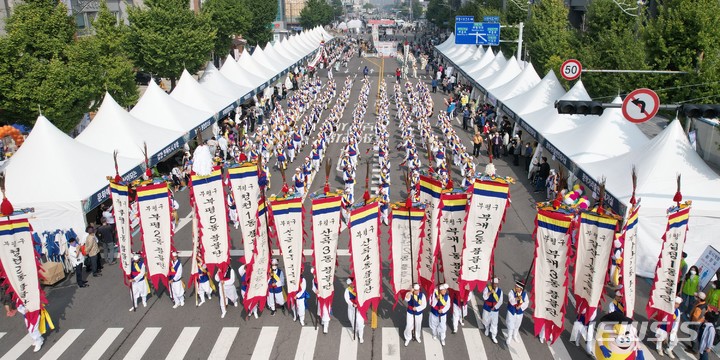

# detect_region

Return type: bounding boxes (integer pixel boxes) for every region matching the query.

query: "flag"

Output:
[389,205,425,304]
[459,180,510,296]
[620,204,640,318]
[572,212,618,320]
[532,209,574,344]
[109,182,132,282]
[190,168,231,274]
[269,197,304,304]
[438,192,468,294]
[311,195,342,317]
[349,202,382,320]
[244,199,271,312]
[228,164,260,264]
[418,175,441,295]
[647,206,691,320]
[136,183,174,289]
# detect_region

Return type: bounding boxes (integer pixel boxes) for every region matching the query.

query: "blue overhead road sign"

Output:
[483,16,500,23]
[455,22,501,45]
[455,15,474,23]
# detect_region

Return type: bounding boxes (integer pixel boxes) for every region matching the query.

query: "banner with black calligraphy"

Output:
[110,182,132,282]
[228,164,260,264]
[389,205,425,304]
[190,169,231,274]
[269,197,304,303]
[0,219,46,328]
[620,205,639,318]
[532,209,573,344]
[438,193,468,294]
[245,199,271,312]
[459,180,510,296]
[137,183,174,289]
[349,202,381,320]
[647,206,690,320]
[418,175,441,295]
[573,212,618,319]
[311,195,342,317]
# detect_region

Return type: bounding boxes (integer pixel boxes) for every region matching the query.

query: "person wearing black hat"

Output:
[506,280,529,345]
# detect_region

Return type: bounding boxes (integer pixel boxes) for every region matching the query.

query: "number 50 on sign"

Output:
[560,59,582,81]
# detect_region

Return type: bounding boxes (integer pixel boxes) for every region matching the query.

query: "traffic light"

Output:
[680,104,720,118]
[554,100,605,115]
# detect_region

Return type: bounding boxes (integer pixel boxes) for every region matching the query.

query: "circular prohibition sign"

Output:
[622,88,660,124]
[560,59,582,81]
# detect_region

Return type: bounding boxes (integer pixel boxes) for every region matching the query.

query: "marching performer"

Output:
[404,283,427,346]
[129,253,149,311]
[482,278,502,343]
[506,280,529,344]
[610,239,623,286]
[311,268,331,333]
[238,262,258,318]
[293,168,306,197]
[429,283,451,346]
[452,289,471,334]
[169,251,185,309]
[196,256,214,306]
[343,165,355,203]
[608,291,625,313]
[293,276,309,326]
[227,192,239,230]
[345,278,365,343]
[570,306,597,354]
[654,297,682,357]
[267,259,286,315]
[16,301,44,352]
[215,266,239,318]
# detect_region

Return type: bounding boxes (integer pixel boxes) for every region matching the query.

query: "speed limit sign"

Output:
[560,59,582,81]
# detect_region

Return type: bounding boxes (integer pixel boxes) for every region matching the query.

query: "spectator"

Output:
[462,107,471,131]
[101,205,115,226]
[97,218,117,265]
[510,135,520,166]
[431,78,438,93]
[85,226,101,277]
[535,157,550,193]
[686,292,708,354]
[697,310,716,360]
[502,131,510,157]
[707,280,720,312]
[68,238,88,288]
[363,66,369,77]
[473,132,483,157]
[524,142,533,171]
[396,68,401,82]
[682,266,701,315]
[1,277,15,317]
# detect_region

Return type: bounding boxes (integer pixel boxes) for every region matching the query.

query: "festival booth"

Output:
[435,33,455,53]
[171,69,237,116]
[219,55,266,91]
[487,62,541,104]
[279,37,305,61]
[477,55,521,92]
[130,80,213,133]
[266,43,295,71]
[237,50,277,84]
[467,50,505,82]
[455,46,485,69]
[251,45,284,75]
[521,80,595,135]
[199,62,253,101]
[499,71,565,118]
[450,45,477,65]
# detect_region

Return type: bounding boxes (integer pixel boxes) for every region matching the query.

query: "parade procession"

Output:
[0,22,720,360]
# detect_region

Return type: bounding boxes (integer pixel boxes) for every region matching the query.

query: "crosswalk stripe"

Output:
[339,327,358,360]
[123,327,161,360]
[672,346,696,360]
[381,327,401,360]
[294,327,318,360]
[421,329,444,359]
[0,335,33,360]
[639,343,657,360]
[547,339,573,360]
[165,327,199,360]
[0,333,5,341]
[82,328,123,360]
[40,329,84,360]
[250,326,278,360]
[208,327,239,360]
[502,329,531,360]
[461,328,486,359]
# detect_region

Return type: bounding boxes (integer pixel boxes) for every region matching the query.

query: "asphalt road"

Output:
[0,35,714,360]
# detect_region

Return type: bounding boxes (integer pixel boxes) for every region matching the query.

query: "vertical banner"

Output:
[419,175,442,294]
[532,209,574,344]
[110,182,132,279]
[349,202,382,320]
[0,219,45,325]
[620,205,640,318]
[647,206,691,320]
[228,165,260,264]
[459,180,510,295]
[269,197,304,302]
[572,212,618,318]
[136,183,174,289]
[190,169,231,273]
[311,195,342,316]
[438,193,468,293]
[389,205,425,303]
[244,199,271,312]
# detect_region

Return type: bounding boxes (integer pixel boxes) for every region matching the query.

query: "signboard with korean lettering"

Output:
[438,193,468,293]
[136,183,174,289]
[244,199,271,312]
[389,206,425,303]
[696,245,720,289]
[0,219,44,319]
[419,175,442,295]
[269,197,304,303]
[228,165,260,264]
[573,212,618,319]
[647,206,691,320]
[311,195,342,316]
[190,168,231,274]
[110,182,133,281]
[459,180,510,296]
[349,202,381,320]
[620,204,640,317]
[532,209,574,344]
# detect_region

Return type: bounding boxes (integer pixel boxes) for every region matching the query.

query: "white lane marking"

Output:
[0,333,5,341]
[382,327,401,360]
[40,329,84,360]
[0,335,32,360]
[165,327,199,360]
[339,327,358,360]
[502,329,531,360]
[208,327,239,360]
[250,326,278,360]
[82,328,124,360]
[639,343,657,360]
[123,327,161,360]
[294,327,318,360]
[422,328,444,359]
[547,338,573,360]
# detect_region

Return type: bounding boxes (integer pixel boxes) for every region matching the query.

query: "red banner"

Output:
[348,202,382,320]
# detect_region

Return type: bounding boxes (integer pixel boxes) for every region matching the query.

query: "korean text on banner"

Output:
[389,206,425,303]
[311,195,342,317]
[349,202,382,320]
[136,183,174,289]
[419,175,441,295]
[573,212,618,318]
[245,199,271,312]
[620,205,640,318]
[0,219,44,315]
[438,193,468,293]
[190,169,231,272]
[110,182,133,279]
[228,165,260,264]
[270,197,304,302]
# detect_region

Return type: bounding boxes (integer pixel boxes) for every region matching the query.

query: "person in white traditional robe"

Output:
[129,253,149,311]
[196,257,213,306]
[17,302,44,352]
[570,306,597,355]
[267,259,286,315]
[293,277,309,326]
[215,266,239,318]
[404,283,427,346]
[169,251,184,308]
[237,263,258,318]
[452,289,471,334]
[345,278,365,343]
[311,267,331,333]
[429,284,451,346]
[655,297,682,357]
[481,278,502,343]
[505,280,529,344]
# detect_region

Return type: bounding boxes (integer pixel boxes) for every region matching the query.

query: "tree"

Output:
[203,0,251,57]
[242,0,278,46]
[426,0,452,29]
[524,0,574,75]
[127,0,215,89]
[331,0,344,19]
[411,0,422,20]
[362,3,374,10]
[300,0,333,29]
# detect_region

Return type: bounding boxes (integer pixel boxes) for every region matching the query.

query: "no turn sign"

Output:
[622,88,660,123]
[560,59,582,81]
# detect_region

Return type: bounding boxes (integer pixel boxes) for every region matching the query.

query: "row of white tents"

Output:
[435,34,720,277]
[4,26,334,237]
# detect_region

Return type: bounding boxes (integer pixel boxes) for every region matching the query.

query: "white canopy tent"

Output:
[451,46,477,64]
[471,50,507,83]
[347,19,362,29]
[238,50,277,81]
[130,80,212,133]
[488,62,541,103]
[265,43,294,71]
[436,33,455,52]
[463,48,496,76]
[171,69,236,114]
[455,46,485,69]
[479,55,521,90]
[252,45,283,74]
[522,80,595,135]
[281,37,305,60]
[501,70,565,116]
[199,62,252,100]
[219,55,265,90]
[337,22,348,30]
[271,41,298,67]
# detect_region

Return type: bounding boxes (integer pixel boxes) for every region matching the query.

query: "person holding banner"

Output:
[293,168,306,197]
[345,278,365,343]
[16,302,43,352]
[404,283,427,346]
[169,251,185,309]
[196,257,214,306]
[429,283,451,346]
[451,290,471,334]
[608,291,625,314]
[293,277,309,326]
[506,280,529,344]
[267,259,286,315]
[569,307,597,355]
[129,253,149,310]
[655,297,682,357]
[311,268,331,333]
[237,263,258,319]
[482,278,502,344]
[215,267,239,318]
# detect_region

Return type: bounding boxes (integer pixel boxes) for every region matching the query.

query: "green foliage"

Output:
[242,0,277,45]
[411,0,423,19]
[426,0,451,29]
[203,0,251,56]
[362,3,374,10]
[331,0,344,18]
[300,0,333,29]
[524,0,573,75]
[127,0,215,88]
